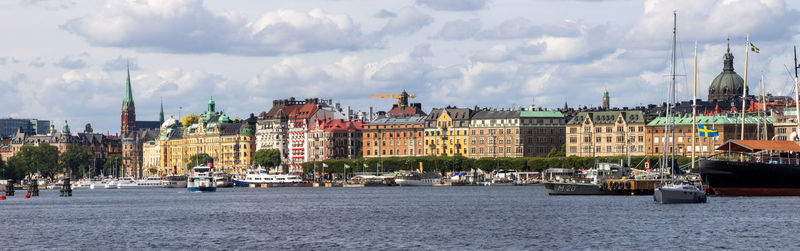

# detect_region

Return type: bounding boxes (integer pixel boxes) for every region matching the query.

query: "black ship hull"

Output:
[543,182,629,195]
[699,159,800,196]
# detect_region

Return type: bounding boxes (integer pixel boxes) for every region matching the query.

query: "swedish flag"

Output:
[344,164,350,169]
[697,124,719,137]
[364,163,369,168]
[750,43,760,53]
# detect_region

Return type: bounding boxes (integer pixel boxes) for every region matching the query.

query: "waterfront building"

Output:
[119,66,164,177]
[565,110,647,157]
[157,100,255,175]
[772,107,797,141]
[520,108,566,157]
[424,107,474,157]
[645,113,773,156]
[142,140,160,176]
[255,98,335,172]
[308,119,365,161]
[0,118,50,138]
[362,115,426,158]
[468,109,522,158]
[10,121,115,173]
[0,145,12,162]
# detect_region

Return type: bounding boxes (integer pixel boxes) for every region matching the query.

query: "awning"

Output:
[715,140,800,153]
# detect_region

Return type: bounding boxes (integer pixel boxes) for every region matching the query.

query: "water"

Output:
[2,186,798,250]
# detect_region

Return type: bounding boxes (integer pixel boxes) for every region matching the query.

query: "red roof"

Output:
[716,140,800,153]
[312,119,365,132]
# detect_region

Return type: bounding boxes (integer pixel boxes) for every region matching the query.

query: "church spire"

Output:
[159,97,165,123]
[723,36,735,73]
[122,62,134,109]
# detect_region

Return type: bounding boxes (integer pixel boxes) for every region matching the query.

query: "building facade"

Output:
[308,119,364,162]
[424,107,473,157]
[520,108,566,157]
[362,115,426,158]
[468,109,522,158]
[157,101,255,175]
[645,114,773,157]
[0,118,50,138]
[119,67,165,178]
[255,98,335,172]
[565,110,647,157]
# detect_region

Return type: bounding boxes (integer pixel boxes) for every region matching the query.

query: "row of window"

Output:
[365,149,423,156]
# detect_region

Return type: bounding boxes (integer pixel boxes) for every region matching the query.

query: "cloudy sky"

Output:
[1,0,800,134]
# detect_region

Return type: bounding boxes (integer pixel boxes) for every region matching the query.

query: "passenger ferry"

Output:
[187,165,216,192]
[136,177,163,188]
[116,177,139,189]
[394,172,442,186]
[232,169,303,187]
[162,175,188,188]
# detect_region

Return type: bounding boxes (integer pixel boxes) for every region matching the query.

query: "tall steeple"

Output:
[159,98,165,124]
[121,61,136,135]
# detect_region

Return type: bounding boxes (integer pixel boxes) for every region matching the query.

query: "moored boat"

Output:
[232,169,303,187]
[187,165,216,192]
[654,181,707,203]
[136,176,163,188]
[212,172,234,188]
[700,140,800,196]
[162,175,188,188]
[544,163,631,195]
[394,172,442,186]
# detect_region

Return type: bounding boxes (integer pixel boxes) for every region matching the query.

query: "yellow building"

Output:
[156,98,255,175]
[423,108,474,156]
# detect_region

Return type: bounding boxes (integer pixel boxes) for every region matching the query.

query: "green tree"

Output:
[187,153,212,169]
[103,155,122,177]
[2,156,27,181]
[15,144,60,179]
[60,144,94,178]
[547,144,566,158]
[254,149,281,168]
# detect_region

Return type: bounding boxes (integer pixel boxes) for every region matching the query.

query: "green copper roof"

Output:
[239,123,254,136]
[122,65,134,110]
[62,120,70,133]
[567,110,645,125]
[207,97,215,113]
[647,113,773,126]
[520,110,564,118]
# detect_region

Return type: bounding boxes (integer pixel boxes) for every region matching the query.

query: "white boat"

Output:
[162,175,188,188]
[232,169,303,187]
[212,172,234,188]
[92,179,112,189]
[394,172,442,186]
[487,178,515,186]
[104,179,119,189]
[116,177,139,189]
[187,165,216,192]
[654,181,707,204]
[136,176,163,188]
[71,179,94,189]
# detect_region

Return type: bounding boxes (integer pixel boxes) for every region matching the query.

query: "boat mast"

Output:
[670,11,677,172]
[692,41,697,170]
[761,72,766,140]
[662,11,676,176]
[741,34,750,141]
[794,46,800,141]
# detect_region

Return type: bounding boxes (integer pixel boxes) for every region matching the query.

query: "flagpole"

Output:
[692,41,697,169]
[741,34,749,141]
[794,46,800,141]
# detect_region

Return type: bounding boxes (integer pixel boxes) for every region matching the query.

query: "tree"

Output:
[254,149,281,168]
[2,156,27,181]
[103,155,122,177]
[14,144,59,179]
[60,144,94,178]
[547,144,566,158]
[186,153,211,170]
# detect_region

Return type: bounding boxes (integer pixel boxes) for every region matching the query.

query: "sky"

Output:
[1,0,800,135]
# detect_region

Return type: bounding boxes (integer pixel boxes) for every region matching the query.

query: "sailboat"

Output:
[654,11,707,204]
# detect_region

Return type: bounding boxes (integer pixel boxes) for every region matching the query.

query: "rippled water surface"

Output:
[2,186,799,250]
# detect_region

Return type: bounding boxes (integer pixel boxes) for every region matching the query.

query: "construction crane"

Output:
[370,90,416,107]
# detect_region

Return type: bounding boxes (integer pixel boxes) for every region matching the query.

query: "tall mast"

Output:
[741,34,750,140]
[670,11,677,170]
[794,46,800,141]
[692,41,697,170]
[761,72,766,140]
[662,11,677,174]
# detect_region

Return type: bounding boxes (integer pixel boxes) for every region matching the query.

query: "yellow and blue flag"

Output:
[750,43,760,53]
[363,163,369,168]
[697,124,719,137]
[344,164,350,169]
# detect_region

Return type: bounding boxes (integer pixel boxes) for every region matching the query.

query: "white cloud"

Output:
[62,0,373,55]
[379,7,434,35]
[477,18,584,40]
[52,55,87,69]
[103,56,141,72]
[436,19,482,40]
[416,0,489,11]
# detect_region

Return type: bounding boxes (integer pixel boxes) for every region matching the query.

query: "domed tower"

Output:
[708,38,746,102]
